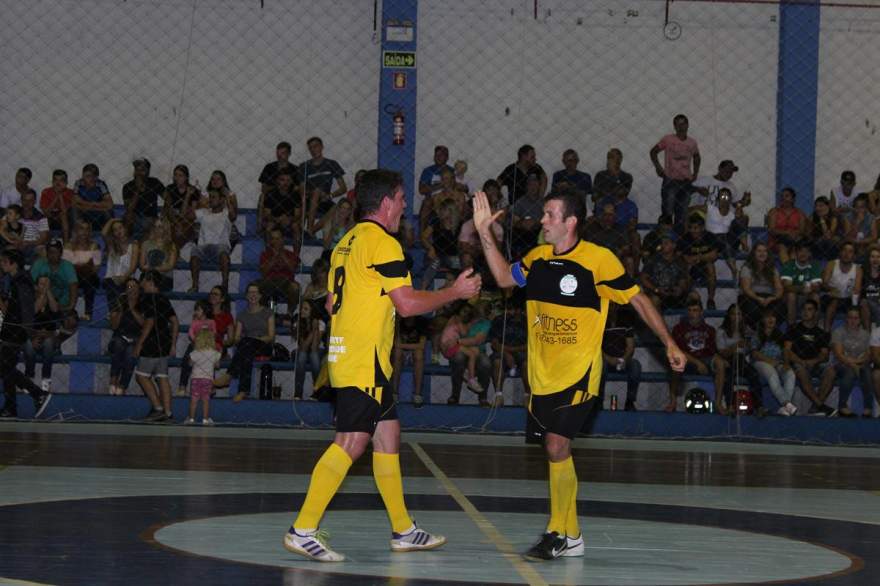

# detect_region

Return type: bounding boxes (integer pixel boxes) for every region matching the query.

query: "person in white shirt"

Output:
[0,168,32,209]
[188,188,236,292]
[705,188,749,276]
[690,160,751,216]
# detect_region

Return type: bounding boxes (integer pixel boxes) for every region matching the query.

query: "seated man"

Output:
[640,234,692,310]
[391,315,429,407]
[550,149,592,200]
[122,158,164,240]
[592,148,634,212]
[489,294,529,407]
[189,188,234,293]
[781,241,823,325]
[821,241,860,331]
[258,228,301,310]
[300,136,347,234]
[73,163,114,231]
[0,167,32,209]
[668,299,716,412]
[599,303,641,411]
[640,213,675,264]
[39,169,74,240]
[818,306,874,417]
[509,174,545,260]
[259,170,303,242]
[30,239,78,340]
[585,202,635,275]
[678,215,719,310]
[258,141,298,197]
[18,190,50,263]
[784,299,834,415]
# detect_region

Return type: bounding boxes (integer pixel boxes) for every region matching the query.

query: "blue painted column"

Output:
[377,0,418,211]
[776,1,820,203]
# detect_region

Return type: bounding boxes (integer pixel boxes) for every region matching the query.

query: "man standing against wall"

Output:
[471,187,685,561]
[650,114,701,234]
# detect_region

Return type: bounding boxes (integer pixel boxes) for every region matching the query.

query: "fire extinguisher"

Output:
[392,111,405,145]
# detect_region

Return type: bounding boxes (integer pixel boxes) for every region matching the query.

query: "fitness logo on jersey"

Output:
[532,312,578,345]
[559,274,578,296]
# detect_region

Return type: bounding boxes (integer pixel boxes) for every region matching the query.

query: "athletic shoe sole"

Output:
[391,535,447,552]
[282,535,345,562]
[34,394,52,418]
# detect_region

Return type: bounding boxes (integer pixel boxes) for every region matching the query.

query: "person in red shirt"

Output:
[258,227,301,309]
[40,170,75,240]
[668,298,716,411]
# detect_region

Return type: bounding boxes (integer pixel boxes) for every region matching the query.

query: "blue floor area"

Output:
[24,394,880,445]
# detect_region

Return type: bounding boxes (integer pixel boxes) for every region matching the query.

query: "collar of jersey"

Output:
[551,238,582,257]
[358,219,394,236]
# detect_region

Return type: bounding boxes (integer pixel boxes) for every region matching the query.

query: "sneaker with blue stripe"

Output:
[562,533,584,557]
[283,527,345,562]
[390,522,446,552]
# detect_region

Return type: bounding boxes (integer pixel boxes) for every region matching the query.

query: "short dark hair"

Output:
[545,186,585,230]
[17,167,32,181]
[0,248,24,269]
[688,214,705,226]
[434,145,448,154]
[841,170,856,183]
[803,298,819,311]
[517,144,535,160]
[6,204,22,216]
[83,163,99,176]
[277,141,292,152]
[482,179,501,192]
[306,136,323,146]
[687,298,703,310]
[673,114,689,125]
[52,169,67,181]
[855,192,869,205]
[140,270,163,286]
[795,239,811,251]
[658,213,673,225]
[356,169,403,216]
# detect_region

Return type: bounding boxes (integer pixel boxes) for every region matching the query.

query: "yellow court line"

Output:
[409,442,549,586]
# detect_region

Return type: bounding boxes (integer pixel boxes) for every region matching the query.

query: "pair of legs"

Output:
[24,333,58,383]
[491,350,530,406]
[689,263,716,308]
[0,343,48,417]
[187,378,213,422]
[668,362,708,412]
[135,357,172,416]
[712,354,763,415]
[792,361,829,411]
[75,265,100,320]
[190,244,230,293]
[108,336,137,394]
[819,363,875,416]
[753,361,797,412]
[448,351,491,405]
[391,346,425,404]
[294,350,322,399]
[661,178,693,235]
[598,358,641,410]
[216,337,273,400]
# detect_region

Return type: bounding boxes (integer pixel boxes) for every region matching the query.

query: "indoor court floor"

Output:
[1,422,879,585]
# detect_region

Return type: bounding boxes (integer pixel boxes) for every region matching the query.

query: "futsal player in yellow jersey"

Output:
[472,187,687,561]
[284,169,481,562]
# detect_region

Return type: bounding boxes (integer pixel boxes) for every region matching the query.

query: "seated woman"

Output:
[23,276,61,392]
[62,218,102,321]
[108,278,144,395]
[139,219,178,292]
[766,187,806,264]
[294,300,324,400]
[751,310,798,416]
[809,196,842,261]
[841,193,876,261]
[215,283,276,402]
[738,242,784,330]
[320,198,356,260]
[163,164,200,250]
[102,219,140,311]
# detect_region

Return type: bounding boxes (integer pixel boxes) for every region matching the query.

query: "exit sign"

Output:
[383,50,416,69]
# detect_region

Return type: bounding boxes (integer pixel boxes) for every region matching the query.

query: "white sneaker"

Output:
[466,377,484,393]
[390,523,446,552]
[283,528,345,562]
[41,379,51,393]
[785,402,798,416]
[562,533,584,557]
[777,406,792,417]
[202,418,214,426]
[184,418,195,425]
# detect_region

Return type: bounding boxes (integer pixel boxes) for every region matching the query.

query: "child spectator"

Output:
[440,303,483,396]
[678,215,719,309]
[185,329,221,425]
[0,204,24,250]
[176,300,217,397]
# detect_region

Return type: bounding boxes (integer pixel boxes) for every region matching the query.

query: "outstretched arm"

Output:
[388,268,481,317]
[629,291,686,372]
[472,190,516,289]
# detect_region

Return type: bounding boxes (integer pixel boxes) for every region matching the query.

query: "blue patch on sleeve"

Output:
[511,262,527,288]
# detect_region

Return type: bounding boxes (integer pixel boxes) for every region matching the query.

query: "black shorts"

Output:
[334,386,398,434]
[526,385,597,442]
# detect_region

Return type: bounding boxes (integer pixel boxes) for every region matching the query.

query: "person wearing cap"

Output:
[691,160,751,215]
[640,232,693,311]
[122,158,164,240]
[30,238,79,340]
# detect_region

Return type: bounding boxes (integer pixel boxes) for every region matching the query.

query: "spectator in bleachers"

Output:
[23,276,60,393]
[216,283,276,402]
[809,196,841,261]
[72,163,114,232]
[640,213,674,263]
[294,299,323,400]
[595,169,640,263]
[678,215,719,310]
[259,141,300,197]
[122,158,164,241]
[443,302,492,405]
[0,204,24,250]
[0,249,51,419]
[303,257,330,306]
[498,144,547,205]
[859,245,880,332]
[62,219,101,321]
[551,149,592,202]
[667,299,716,412]
[133,270,179,421]
[767,187,807,264]
[344,169,366,205]
[751,310,798,416]
[189,188,235,293]
[818,306,874,418]
[102,218,140,310]
[690,160,751,218]
[108,278,142,396]
[39,169,73,240]
[392,315,429,407]
[459,180,504,268]
[510,173,545,260]
[205,170,240,250]
[866,173,880,215]
[258,169,302,242]
[139,219,178,293]
[320,198,356,256]
[712,304,761,415]
[0,167,32,209]
[163,164,200,250]
[599,303,641,411]
[585,202,636,276]
[175,300,216,397]
[208,286,235,354]
[420,199,462,289]
[784,299,834,416]
[842,193,876,259]
[489,294,529,407]
[706,188,748,276]
[301,136,347,233]
[738,242,784,330]
[821,241,860,331]
[830,170,857,212]
[650,114,701,234]
[593,148,634,213]
[419,167,465,229]
[418,145,453,199]
[453,160,470,194]
[258,227,301,310]
[31,239,78,338]
[641,233,691,310]
[19,190,50,262]
[781,240,822,325]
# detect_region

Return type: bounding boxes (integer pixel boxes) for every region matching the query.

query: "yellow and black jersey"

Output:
[511,240,639,397]
[327,220,411,391]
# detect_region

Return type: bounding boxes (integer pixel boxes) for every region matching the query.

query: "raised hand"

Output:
[472,191,504,236]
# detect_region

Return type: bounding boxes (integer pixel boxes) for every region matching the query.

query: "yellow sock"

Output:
[546,457,577,535]
[373,451,413,533]
[565,473,580,538]
[293,443,352,530]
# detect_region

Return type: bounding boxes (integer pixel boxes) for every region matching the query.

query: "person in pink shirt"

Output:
[175,300,217,396]
[650,114,701,234]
